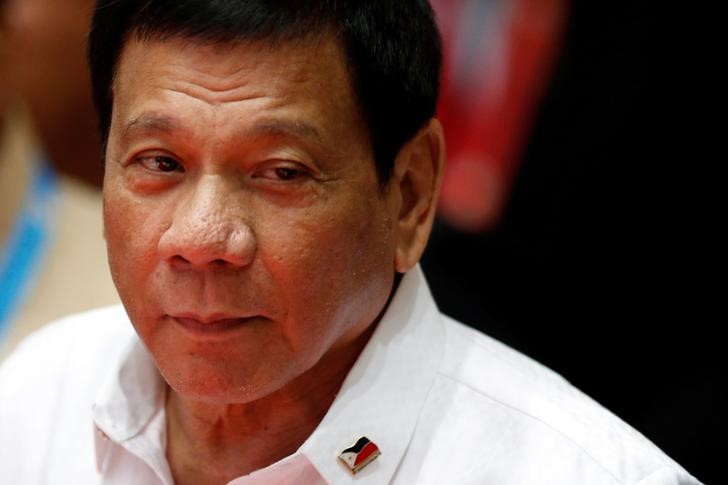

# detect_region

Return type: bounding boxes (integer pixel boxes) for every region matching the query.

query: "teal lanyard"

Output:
[0,157,58,343]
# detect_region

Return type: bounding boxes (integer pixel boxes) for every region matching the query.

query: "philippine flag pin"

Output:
[338,436,381,474]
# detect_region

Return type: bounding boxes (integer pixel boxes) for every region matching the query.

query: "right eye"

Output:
[136,155,185,173]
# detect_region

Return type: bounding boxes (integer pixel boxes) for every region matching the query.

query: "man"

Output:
[0,1,700,484]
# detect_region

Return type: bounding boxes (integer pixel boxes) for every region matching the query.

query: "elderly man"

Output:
[0,1,700,484]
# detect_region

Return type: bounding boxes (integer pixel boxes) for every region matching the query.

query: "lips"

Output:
[168,312,260,336]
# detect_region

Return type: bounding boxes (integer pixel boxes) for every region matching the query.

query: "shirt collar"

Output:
[91,265,444,484]
[92,336,165,443]
[299,266,445,483]
[92,333,166,474]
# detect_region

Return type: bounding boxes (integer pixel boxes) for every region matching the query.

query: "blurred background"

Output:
[0,0,117,359]
[0,0,720,482]
[424,1,721,483]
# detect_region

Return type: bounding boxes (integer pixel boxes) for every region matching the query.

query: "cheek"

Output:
[103,182,168,307]
[260,197,395,351]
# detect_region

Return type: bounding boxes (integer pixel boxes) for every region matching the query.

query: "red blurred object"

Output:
[432,0,567,232]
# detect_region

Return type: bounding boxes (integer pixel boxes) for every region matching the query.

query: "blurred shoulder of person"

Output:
[0,106,118,359]
[0,0,117,358]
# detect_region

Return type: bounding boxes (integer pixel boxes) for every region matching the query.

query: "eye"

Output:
[254,164,309,182]
[136,155,185,173]
[272,167,302,180]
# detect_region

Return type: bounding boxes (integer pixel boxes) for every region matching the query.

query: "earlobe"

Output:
[393,118,445,273]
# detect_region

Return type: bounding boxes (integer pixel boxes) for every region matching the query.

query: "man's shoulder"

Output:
[3,303,131,357]
[403,314,698,484]
[0,305,134,482]
[437,315,585,406]
[0,304,133,399]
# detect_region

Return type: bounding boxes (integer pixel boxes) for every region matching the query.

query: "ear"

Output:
[391,118,445,273]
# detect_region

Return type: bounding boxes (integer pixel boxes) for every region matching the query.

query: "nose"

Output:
[157,175,255,269]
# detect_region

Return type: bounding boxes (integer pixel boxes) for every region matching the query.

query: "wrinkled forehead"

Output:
[113,27,357,104]
[107,33,376,170]
[112,31,355,106]
[109,32,370,153]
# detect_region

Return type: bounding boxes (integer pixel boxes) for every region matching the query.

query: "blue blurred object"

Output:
[0,156,57,342]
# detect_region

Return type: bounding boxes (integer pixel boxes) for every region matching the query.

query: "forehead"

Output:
[109,34,368,159]
[113,33,353,114]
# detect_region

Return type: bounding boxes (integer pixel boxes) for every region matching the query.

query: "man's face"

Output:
[104,35,400,404]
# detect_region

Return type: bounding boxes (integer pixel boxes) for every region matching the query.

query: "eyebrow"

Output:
[122,113,179,138]
[251,120,323,144]
[121,113,323,145]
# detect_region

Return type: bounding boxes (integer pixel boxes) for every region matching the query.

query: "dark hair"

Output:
[88,0,442,185]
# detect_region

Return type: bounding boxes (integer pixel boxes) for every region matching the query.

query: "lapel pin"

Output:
[338,436,381,474]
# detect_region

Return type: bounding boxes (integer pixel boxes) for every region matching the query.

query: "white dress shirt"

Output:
[0,267,701,484]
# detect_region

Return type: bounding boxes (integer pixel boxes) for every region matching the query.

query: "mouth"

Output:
[168,313,261,336]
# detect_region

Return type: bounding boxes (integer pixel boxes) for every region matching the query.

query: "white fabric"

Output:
[0,267,701,484]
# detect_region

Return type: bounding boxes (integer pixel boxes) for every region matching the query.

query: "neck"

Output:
[0,107,38,249]
[165,322,376,485]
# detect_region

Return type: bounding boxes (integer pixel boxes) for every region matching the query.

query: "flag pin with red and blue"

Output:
[338,436,381,474]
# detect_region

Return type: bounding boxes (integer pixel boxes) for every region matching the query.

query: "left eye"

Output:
[138,155,184,173]
[255,165,308,181]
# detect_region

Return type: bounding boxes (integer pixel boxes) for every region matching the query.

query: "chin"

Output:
[157,354,299,406]
[164,372,262,405]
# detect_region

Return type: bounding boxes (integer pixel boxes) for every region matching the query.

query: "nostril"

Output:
[169,255,191,268]
[168,254,241,270]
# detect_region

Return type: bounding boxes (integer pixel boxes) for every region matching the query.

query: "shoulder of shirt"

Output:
[0,304,133,399]
[0,305,135,480]
[5,303,131,357]
[433,314,698,485]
